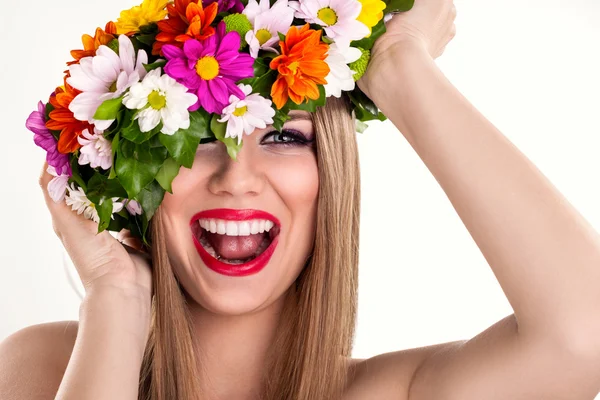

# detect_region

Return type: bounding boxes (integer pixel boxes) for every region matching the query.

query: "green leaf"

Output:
[108,131,120,179]
[211,115,243,161]
[86,172,128,205]
[159,110,211,168]
[155,158,181,193]
[278,32,286,42]
[348,88,386,122]
[96,198,113,233]
[272,107,291,132]
[116,139,168,199]
[143,59,166,73]
[384,0,414,14]
[239,69,277,99]
[135,180,165,220]
[69,158,87,191]
[107,212,129,233]
[136,33,157,47]
[252,57,270,77]
[93,96,124,120]
[121,118,162,144]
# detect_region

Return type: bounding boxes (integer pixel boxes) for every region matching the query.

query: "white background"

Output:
[1,0,599,395]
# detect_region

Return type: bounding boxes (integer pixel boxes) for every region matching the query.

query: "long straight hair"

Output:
[138,96,361,400]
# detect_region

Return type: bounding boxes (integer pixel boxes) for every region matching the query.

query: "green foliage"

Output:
[143,60,167,72]
[155,157,181,193]
[86,172,127,205]
[348,88,387,123]
[93,96,124,120]
[116,138,168,199]
[211,115,243,160]
[96,198,114,233]
[159,110,212,168]
[121,116,163,144]
[135,180,165,221]
[384,0,415,13]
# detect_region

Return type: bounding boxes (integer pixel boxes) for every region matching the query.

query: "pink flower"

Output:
[163,22,255,114]
[25,101,71,176]
[77,128,113,170]
[124,199,143,215]
[46,166,70,203]
[203,0,244,13]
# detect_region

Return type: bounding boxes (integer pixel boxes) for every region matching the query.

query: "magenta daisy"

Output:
[203,0,244,13]
[162,22,255,114]
[25,101,71,176]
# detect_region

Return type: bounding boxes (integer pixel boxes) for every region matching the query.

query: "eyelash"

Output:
[261,129,314,147]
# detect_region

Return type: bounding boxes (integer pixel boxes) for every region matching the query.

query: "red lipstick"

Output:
[189,209,280,277]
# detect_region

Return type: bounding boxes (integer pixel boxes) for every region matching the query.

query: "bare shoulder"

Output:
[0,320,79,400]
[344,339,467,400]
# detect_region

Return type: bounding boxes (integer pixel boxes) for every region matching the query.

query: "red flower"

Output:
[45,79,92,154]
[270,24,330,109]
[68,22,117,66]
[153,0,218,56]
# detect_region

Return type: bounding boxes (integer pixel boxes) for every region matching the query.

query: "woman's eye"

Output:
[261,130,313,147]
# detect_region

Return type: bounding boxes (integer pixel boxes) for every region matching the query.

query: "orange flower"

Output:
[68,22,117,66]
[46,79,92,154]
[269,24,330,110]
[153,0,218,56]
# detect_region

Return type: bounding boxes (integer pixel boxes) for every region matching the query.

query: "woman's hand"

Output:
[39,164,152,298]
[358,0,457,100]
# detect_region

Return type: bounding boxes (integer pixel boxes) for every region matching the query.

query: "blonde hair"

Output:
[138,96,361,400]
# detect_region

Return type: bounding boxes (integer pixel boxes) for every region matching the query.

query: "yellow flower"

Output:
[357,0,386,36]
[115,0,170,34]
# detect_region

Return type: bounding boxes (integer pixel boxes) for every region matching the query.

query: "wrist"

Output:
[367,38,433,107]
[80,285,152,352]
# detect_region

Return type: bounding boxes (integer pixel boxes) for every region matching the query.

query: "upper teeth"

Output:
[198,218,275,236]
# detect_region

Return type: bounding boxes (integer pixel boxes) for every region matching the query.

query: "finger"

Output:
[39,163,115,261]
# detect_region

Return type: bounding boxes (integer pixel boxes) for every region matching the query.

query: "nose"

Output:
[207,145,265,198]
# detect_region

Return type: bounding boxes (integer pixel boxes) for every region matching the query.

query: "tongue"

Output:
[205,231,266,260]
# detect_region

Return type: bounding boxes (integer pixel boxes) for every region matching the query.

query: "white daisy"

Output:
[290,0,370,48]
[67,35,148,131]
[78,128,113,170]
[65,183,100,223]
[324,43,362,98]
[65,183,124,224]
[218,84,275,145]
[123,68,198,135]
[244,0,295,58]
[46,166,69,203]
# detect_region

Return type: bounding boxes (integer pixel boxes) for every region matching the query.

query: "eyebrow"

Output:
[288,112,312,121]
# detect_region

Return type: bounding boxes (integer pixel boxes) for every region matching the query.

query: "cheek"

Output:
[266,153,319,234]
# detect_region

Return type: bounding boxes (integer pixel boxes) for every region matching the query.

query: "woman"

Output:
[2,0,600,399]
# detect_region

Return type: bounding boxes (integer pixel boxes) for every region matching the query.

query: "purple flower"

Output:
[163,22,255,114]
[203,0,244,13]
[26,101,71,176]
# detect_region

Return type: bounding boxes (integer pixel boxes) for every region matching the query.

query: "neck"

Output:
[185,290,292,400]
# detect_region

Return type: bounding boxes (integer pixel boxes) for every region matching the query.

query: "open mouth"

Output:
[189,210,281,277]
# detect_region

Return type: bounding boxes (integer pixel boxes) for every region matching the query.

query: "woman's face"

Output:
[160,111,319,315]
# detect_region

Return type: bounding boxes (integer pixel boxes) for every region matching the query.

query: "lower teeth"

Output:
[199,232,272,265]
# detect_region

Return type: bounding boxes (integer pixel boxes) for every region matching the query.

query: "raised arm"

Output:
[0,168,152,400]
[360,2,600,398]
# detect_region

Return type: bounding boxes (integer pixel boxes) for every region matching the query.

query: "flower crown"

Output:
[26,0,413,245]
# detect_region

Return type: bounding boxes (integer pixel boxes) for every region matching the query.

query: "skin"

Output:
[2,0,600,399]
[159,113,319,397]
